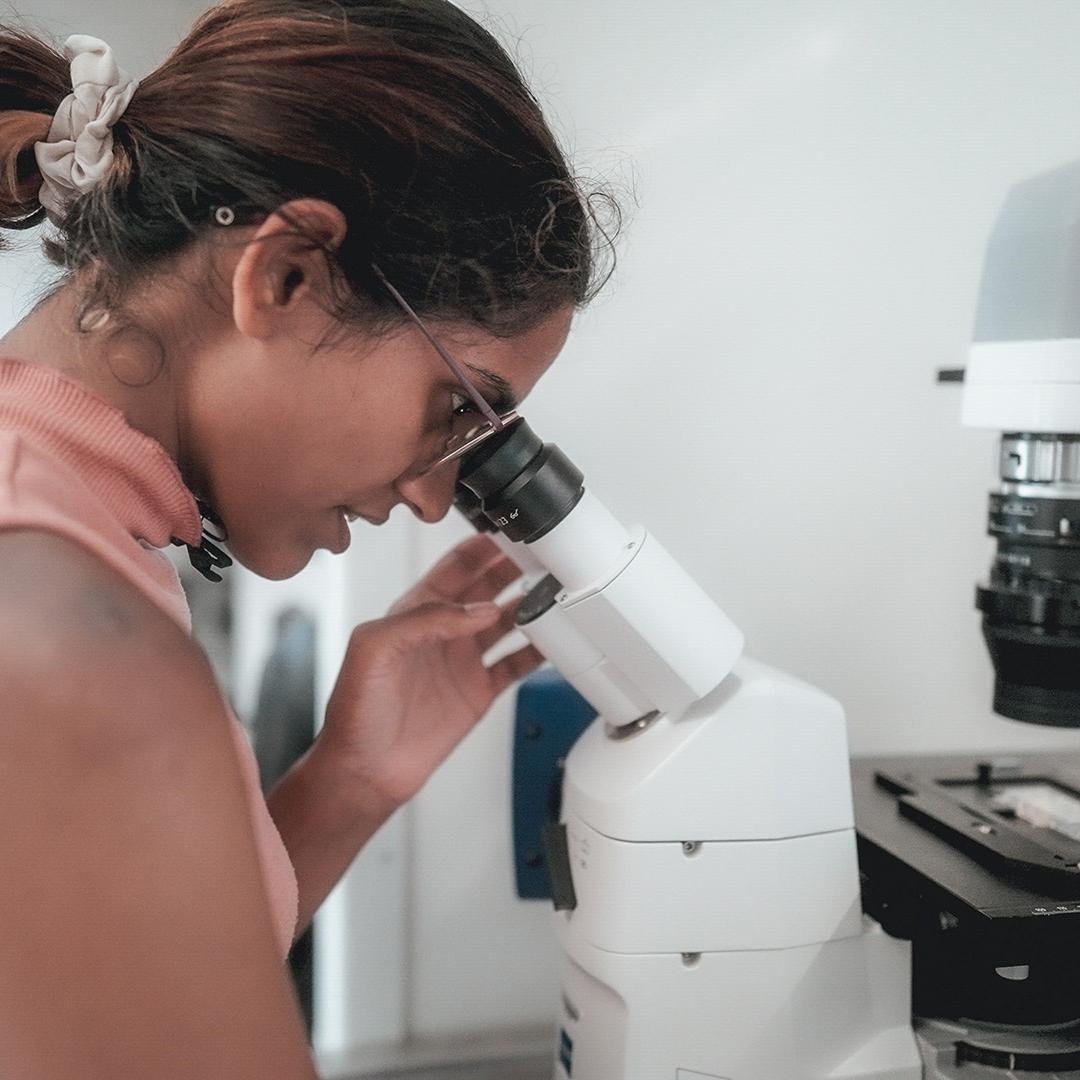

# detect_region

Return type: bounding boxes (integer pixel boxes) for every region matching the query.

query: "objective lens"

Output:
[978,433,1080,726]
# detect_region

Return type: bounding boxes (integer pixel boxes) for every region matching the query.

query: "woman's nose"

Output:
[395,464,459,523]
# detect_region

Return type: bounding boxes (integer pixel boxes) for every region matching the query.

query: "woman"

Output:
[0,2,613,1075]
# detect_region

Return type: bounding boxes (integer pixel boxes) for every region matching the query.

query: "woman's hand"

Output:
[320,532,544,812]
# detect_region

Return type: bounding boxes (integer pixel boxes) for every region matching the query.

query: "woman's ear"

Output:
[231,198,347,341]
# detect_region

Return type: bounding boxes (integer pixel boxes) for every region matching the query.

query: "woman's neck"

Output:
[0,284,183,461]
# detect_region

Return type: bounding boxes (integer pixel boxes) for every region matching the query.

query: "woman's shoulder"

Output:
[0,428,193,629]
[0,527,215,750]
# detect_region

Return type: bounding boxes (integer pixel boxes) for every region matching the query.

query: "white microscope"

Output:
[454,423,922,1080]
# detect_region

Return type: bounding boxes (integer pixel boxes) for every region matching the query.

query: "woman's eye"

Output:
[451,392,477,419]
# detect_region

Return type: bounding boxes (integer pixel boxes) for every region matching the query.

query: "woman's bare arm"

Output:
[0,529,319,1080]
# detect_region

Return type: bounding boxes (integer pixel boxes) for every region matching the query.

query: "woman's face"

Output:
[182,299,575,580]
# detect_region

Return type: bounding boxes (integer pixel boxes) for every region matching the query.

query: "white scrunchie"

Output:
[33,34,139,226]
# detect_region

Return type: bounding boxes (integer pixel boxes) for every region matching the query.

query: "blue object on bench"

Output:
[512,667,597,900]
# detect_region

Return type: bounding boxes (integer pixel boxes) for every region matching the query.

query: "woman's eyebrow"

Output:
[464,363,518,411]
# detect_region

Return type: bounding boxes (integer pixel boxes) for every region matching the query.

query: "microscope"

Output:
[454,425,920,1079]
[453,161,1080,1079]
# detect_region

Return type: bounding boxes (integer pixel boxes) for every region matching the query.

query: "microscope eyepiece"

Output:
[451,484,496,534]
[456,417,585,544]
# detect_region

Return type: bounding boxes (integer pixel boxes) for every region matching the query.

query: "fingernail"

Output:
[465,602,500,617]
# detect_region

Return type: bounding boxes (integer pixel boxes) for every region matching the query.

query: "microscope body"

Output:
[456,430,920,1079]
[551,655,919,1080]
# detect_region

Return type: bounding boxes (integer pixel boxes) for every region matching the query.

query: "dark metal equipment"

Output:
[855,752,1080,1075]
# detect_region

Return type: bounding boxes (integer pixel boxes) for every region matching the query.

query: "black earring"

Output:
[171,498,234,583]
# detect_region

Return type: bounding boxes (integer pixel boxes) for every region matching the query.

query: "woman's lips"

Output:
[336,506,389,528]
[330,508,352,554]
[349,506,389,526]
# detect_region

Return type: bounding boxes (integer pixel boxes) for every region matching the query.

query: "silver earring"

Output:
[213,205,236,227]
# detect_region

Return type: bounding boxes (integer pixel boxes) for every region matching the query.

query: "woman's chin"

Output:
[224,536,315,581]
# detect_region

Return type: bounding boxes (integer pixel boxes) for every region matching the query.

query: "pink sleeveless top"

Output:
[0,356,298,960]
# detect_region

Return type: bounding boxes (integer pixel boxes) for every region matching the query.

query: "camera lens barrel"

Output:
[979,432,1080,725]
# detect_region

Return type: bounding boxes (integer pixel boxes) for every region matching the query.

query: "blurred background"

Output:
[6,1,1080,1075]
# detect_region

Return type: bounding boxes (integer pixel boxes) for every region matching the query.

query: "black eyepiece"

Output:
[452,485,495,534]
[455,418,584,543]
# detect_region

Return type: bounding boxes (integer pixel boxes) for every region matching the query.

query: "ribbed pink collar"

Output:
[0,356,203,548]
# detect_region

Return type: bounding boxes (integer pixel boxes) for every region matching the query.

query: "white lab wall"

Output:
[9,0,1080,1068]
[481,0,1080,756]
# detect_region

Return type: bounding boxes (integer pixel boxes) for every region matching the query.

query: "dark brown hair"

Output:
[0,0,618,346]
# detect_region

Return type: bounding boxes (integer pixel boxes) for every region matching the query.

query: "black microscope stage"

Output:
[855,753,1080,932]
[854,751,1080,1031]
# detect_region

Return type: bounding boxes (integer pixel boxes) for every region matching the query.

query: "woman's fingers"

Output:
[367,600,501,655]
[418,533,503,600]
[416,535,529,605]
[475,598,526,654]
[459,556,525,606]
[487,643,546,698]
